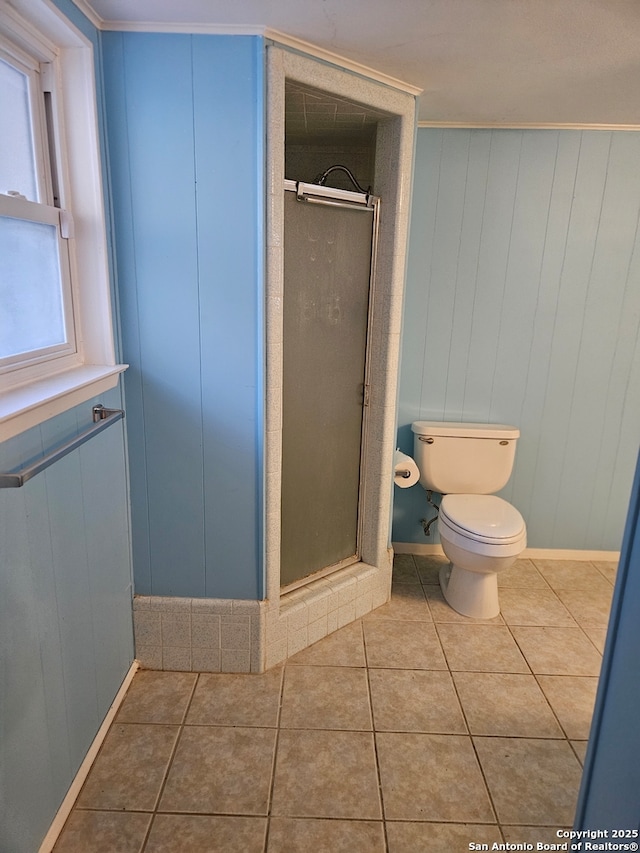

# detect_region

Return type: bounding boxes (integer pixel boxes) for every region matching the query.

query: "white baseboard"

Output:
[39,660,140,853]
[392,541,620,562]
[392,542,446,556]
[521,547,619,561]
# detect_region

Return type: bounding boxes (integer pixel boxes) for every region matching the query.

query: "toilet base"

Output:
[439,562,500,620]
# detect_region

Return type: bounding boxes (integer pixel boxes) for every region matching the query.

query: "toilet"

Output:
[411,421,527,619]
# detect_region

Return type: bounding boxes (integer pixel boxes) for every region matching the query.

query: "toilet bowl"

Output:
[412,420,527,619]
[437,494,526,619]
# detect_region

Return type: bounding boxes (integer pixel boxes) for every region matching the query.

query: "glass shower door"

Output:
[280,184,377,589]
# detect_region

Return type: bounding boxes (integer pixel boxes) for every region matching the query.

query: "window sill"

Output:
[0,364,128,442]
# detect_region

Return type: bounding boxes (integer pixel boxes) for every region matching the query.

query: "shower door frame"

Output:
[280,180,381,593]
[261,44,417,670]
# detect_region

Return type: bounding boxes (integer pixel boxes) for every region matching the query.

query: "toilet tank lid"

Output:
[411,421,520,439]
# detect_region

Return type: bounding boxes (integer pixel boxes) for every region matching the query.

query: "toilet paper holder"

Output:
[393,449,420,489]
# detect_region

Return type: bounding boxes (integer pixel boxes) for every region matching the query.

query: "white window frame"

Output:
[0,33,78,375]
[0,0,126,442]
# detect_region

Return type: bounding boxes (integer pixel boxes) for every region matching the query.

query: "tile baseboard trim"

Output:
[266,558,392,670]
[38,660,139,853]
[392,542,620,561]
[133,596,265,674]
[133,556,393,674]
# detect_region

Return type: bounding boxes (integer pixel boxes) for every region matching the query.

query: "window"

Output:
[0,0,125,442]
[0,40,77,377]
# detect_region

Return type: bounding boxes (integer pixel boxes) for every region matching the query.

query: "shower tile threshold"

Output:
[52,554,613,853]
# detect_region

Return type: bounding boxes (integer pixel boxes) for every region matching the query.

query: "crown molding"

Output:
[418,120,640,131]
[70,4,421,97]
[94,19,266,36]
[265,28,422,96]
[68,0,104,29]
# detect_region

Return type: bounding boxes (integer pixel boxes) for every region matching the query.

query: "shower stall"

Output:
[261,45,417,669]
[280,177,380,590]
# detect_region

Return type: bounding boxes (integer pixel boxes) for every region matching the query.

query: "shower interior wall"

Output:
[284,82,379,190]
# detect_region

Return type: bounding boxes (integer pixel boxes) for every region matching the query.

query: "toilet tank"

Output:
[411,421,520,494]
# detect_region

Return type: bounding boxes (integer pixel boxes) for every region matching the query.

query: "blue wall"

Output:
[395,128,640,551]
[0,6,135,850]
[0,389,133,853]
[575,448,640,826]
[102,33,264,600]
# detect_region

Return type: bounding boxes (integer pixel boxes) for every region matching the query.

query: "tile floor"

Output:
[53,554,615,853]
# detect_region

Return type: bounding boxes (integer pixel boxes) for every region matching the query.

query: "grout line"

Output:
[531,671,574,741]
[263,664,286,852]
[434,607,504,838]
[139,673,201,853]
[576,621,608,656]
[467,735,503,838]
[361,620,390,853]
[53,557,608,849]
[504,621,535,677]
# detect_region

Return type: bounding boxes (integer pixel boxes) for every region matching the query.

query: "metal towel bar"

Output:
[0,404,124,489]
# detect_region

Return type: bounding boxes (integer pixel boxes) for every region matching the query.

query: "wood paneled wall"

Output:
[395,128,640,551]
[1,4,134,849]
[0,388,133,852]
[103,33,265,599]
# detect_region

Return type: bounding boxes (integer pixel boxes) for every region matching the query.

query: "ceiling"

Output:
[285,81,387,147]
[83,0,640,126]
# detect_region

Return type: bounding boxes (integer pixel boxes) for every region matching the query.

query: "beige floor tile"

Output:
[369,668,466,733]
[580,621,609,653]
[592,560,618,584]
[386,821,503,853]
[571,740,589,765]
[452,672,563,737]
[554,584,613,624]
[280,665,372,730]
[268,817,385,852]
[363,619,447,669]
[116,671,197,724]
[271,729,381,819]
[53,810,151,853]
[59,575,600,850]
[511,626,603,676]
[414,554,448,585]
[502,826,573,845]
[145,815,266,852]
[498,558,549,589]
[377,732,494,822]
[474,736,582,826]
[186,667,282,727]
[537,675,598,739]
[288,621,366,667]
[366,581,432,621]
[498,587,576,627]
[424,585,504,624]
[392,554,420,583]
[533,559,610,590]
[76,724,179,811]
[436,623,529,673]
[159,726,276,815]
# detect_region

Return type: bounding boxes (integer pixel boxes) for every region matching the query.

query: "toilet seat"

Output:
[440,494,525,544]
[438,494,526,558]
